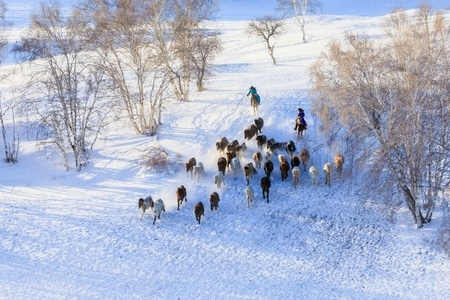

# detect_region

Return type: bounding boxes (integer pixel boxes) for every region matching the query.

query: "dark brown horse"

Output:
[217,157,227,175]
[194,202,205,224]
[261,176,271,203]
[254,117,264,134]
[264,160,274,177]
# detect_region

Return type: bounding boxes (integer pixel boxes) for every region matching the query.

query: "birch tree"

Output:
[190,29,222,91]
[310,5,450,228]
[277,0,322,43]
[14,1,111,170]
[75,0,169,135]
[246,16,285,65]
[165,0,219,101]
[0,1,18,163]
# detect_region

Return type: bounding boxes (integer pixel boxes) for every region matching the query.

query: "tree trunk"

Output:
[400,185,426,228]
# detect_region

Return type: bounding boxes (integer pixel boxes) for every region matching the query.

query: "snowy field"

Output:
[1,1,449,299]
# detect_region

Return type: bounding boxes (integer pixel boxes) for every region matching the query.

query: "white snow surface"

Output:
[1,1,450,299]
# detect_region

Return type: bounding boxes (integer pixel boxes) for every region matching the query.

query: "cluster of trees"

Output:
[4,0,221,170]
[310,5,450,228]
[246,0,322,64]
[1,1,448,231]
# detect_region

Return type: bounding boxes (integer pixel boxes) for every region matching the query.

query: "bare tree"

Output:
[75,0,170,135]
[0,1,18,163]
[14,1,111,170]
[246,16,285,65]
[165,0,219,101]
[310,5,450,228]
[190,29,222,91]
[277,0,322,43]
[74,0,219,137]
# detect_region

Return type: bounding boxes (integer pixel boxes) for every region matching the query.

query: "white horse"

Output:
[151,199,165,225]
[244,185,254,208]
[194,162,205,182]
[230,157,241,180]
[292,166,300,189]
[309,166,319,185]
[214,172,225,188]
[323,163,332,186]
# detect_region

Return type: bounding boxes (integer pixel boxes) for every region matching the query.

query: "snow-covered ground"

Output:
[1,1,449,299]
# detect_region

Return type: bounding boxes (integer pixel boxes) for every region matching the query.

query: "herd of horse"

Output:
[138,101,344,225]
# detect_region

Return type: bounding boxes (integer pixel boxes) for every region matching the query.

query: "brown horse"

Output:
[209,192,220,211]
[280,160,290,181]
[299,149,310,171]
[296,118,306,138]
[334,153,345,174]
[244,162,257,186]
[253,151,262,169]
[176,185,187,210]
[185,157,197,178]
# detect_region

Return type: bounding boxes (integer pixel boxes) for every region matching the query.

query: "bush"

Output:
[142,146,182,173]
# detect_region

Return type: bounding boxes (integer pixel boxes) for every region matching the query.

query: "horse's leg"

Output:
[153,215,156,225]
[140,209,144,221]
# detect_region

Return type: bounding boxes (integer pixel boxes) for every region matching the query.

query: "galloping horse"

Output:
[295,118,306,138]
[251,94,259,114]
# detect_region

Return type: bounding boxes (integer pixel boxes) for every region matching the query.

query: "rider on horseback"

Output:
[247,86,261,104]
[294,108,307,130]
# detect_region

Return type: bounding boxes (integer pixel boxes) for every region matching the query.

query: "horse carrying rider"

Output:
[247,86,261,104]
[294,107,307,130]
